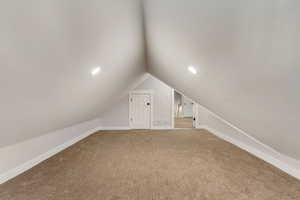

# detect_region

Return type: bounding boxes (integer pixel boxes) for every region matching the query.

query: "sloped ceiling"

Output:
[144,0,300,160]
[1,0,300,162]
[0,0,146,147]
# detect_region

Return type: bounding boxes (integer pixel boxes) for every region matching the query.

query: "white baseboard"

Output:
[0,126,101,185]
[2,121,299,185]
[101,126,130,130]
[101,126,175,130]
[198,125,300,180]
[151,126,173,130]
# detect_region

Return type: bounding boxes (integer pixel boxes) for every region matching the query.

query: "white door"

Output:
[130,93,151,129]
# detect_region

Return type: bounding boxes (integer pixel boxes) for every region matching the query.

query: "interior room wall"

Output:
[145,0,300,160]
[99,74,173,129]
[196,103,300,180]
[0,72,150,184]
[98,96,130,128]
[0,0,146,148]
[0,118,102,184]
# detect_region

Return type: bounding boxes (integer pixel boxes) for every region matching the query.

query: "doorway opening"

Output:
[173,91,197,128]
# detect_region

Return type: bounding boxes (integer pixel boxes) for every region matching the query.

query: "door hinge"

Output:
[130,98,133,102]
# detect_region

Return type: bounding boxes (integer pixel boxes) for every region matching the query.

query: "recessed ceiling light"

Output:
[91,66,101,76]
[188,66,197,74]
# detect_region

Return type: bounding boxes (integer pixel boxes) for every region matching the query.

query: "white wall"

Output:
[0,0,146,148]
[99,74,173,129]
[98,96,130,128]
[145,0,300,161]
[0,118,102,184]
[0,73,151,184]
[196,104,300,180]
[2,0,300,183]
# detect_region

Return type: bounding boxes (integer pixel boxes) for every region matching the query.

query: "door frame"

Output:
[193,103,199,128]
[172,89,199,129]
[129,90,154,129]
[171,89,175,128]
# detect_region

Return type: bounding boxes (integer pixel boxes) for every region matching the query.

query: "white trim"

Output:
[195,104,200,128]
[192,103,199,128]
[171,89,175,128]
[197,125,300,180]
[162,85,300,180]
[102,126,176,130]
[101,126,131,130]
[151,126,173,130]
[197,105,285,158]
[119,73,151,99]
[129,90,154,94]
[127,75,300,180]
[0,126,101,185]
[129,90,154,129]
[172,128,194,130]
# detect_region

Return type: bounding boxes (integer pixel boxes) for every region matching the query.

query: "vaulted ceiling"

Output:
[0,0,146,147]
[1,0,300,161]
[145,0,300,160]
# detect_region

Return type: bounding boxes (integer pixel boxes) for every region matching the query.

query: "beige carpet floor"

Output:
[175,117,193,128]
[0,129,300,200]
